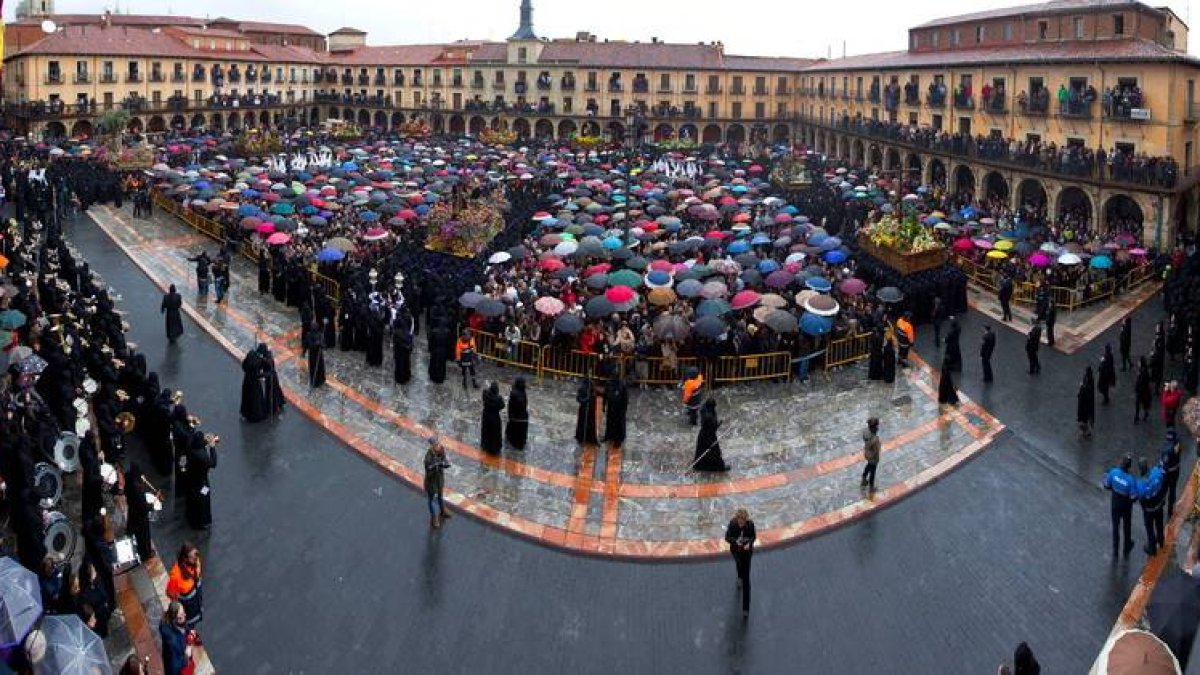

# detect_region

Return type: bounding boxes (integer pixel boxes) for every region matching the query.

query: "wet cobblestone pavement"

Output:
[91,204,1002,557]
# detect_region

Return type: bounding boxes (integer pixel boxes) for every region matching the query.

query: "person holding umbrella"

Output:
[724,508,756,619]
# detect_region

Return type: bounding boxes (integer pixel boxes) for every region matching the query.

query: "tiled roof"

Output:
[226,20,324,37]
[11,13,207,27]
[250,43,328,64]
[327,44,459,66]
[723,55,815,73]
[170,27,247,40]
[329,27,367,35]
[3,25,259,61]
[536,41,725,69]
[802,37,1195,72]
[913,0,1143,28]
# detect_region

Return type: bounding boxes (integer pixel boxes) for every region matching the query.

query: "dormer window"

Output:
[517,47,528,63]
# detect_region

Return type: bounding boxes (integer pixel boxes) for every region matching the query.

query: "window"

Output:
[932,31,939,47]
[958,116,971,134]
[1038,21,1048,39]
[911,34,918,49]
[731,102,742,118]
[952,29,961,45]
[1004,22,1013,40]
[909,112,918,125]
[517,47,527,63]
[976,25,984,43]
[1113,14,1125,35]
[659,73,670,90]
[755,102,765,118]
[1073,17,1085,38]
[931,113,943,131]
[685,73,696,91]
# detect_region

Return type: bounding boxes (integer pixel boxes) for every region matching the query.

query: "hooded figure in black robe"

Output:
[392,310,414,384]
[316,292,337,348]
[338,296,357,352]
[604,378,629,447]
[257,255,270,295]
[181,429,217,530]
[505,377,529,450]
[123,462,155,561]
[428,318,451,384]
[867,326,884,381]
[575,378,598,444]
[259,344,286,416]
[270,252,287,303]
[365,307,386,367]
[239,347,268,423]
[1077,365,1096,436]
[480,382,505,455]
[943,318,962,372]
[161,284,183,343]
[694,398,730,472]
[304,322,326,388]
[1098,344,1117,404]
[937,359,959,405]
[881,332,897,384]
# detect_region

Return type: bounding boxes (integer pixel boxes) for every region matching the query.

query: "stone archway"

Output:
[726,123,745,145]
[70,119,94,138]
[839,136,851,162]
[45,121,67,139]
[1057,186,1093,229]
[227,112,241,130]
[374,111,387,128]
[701,124,721,143]
[982,171,1008,202]
[489,117,507,132]
[357,109,371,127]
[905,153,922,183]
[126,117,144,134]
[772,124,790,144]
[868,144,883,170]
[929,158,947,190]
[1103,194,1144,236]
[679,123,698,142]
[147,115,166,133]
[468,116,487,135]
[392,112,405,129]
[558,119,577,138]
[534,119,553,139]
[512,118,531,138]
[210,113,224,130]
[243,111,256,128]
[851,139,864,166]
[170,115,186,131]
[259,110,270,127]
[953,164,975,197]
[653,123,674,142]
[607,120,626,143]
[1016,178,1047,211]
[310,107,321,124]
[191,113,206,129]
[449,115,466,135]
[885,148,901,173]
[431,114,444,134]
[582,120,601,137]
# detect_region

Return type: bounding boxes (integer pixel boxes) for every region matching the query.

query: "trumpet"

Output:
[204,433,221,446]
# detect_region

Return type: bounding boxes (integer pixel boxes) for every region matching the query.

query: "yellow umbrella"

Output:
[647,287,677,306]
[993,239,1014,251]
[986,250,1009,260]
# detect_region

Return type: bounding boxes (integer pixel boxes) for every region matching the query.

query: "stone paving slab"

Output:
[91,204,1004,558]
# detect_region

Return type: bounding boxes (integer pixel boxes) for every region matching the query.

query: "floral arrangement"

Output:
[657,137,697,150]
[861,214,942,254]
[399,120,432,139]
[112,145,155,170]
[570,133,604,150]
[234,132,282,157]
[769,156,813,188]
[333,123,364,141]
[478,128,517,146]
[424,200,505,258]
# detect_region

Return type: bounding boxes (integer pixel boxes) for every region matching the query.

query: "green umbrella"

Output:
[608,269,642,288]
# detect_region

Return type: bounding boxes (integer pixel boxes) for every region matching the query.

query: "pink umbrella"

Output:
[1130,248,1147,256]
[952,238,974,252]
[731,290,761,310]
[586,263,612,277]
[606,286,635,304]
[266,232,291,246]
[256,223,276,234]
[649,260,674,272]
[534,296,565,316]
[240,217,262,230]
[839,278,867,295]
[774,213,793,224]
[363,227,389,242]
[972,238,993,250]
[1028,252,1052,268]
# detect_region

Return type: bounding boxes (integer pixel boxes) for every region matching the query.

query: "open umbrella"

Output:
[1182,397,1200,439]
[316,248,345,263]
[488,251,512,265]
[0,309,27,330]
[652,314,691,341]
[31,614,111,675]
[804,277,832,292]
[700,280,729,299]
[458,291,484,309]
[326,237,355,252]
[1058,253,1083,265]
[693,315,727,339]
[475,298,507,318]
[760,309,798,333]
[16,354,48,375]
[267,232,291,246]
[800,312,833,336]
[554,313,585,335]
[677,279,704,298]
[697,298,733,317]
[534,296,565,316]
[1090,255,1113,269]
[647,287,678,306]
[1096,629,1179,675]
[876,286,905,303]
[839,278,867,296]
[731,290,761,310]
[0,558,41,649]
[585,296,616,317]
[803,294,840,317]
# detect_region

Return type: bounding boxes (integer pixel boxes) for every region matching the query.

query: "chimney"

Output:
[102,10,112,28]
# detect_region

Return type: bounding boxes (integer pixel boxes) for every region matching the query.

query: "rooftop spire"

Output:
[510,0,536,40]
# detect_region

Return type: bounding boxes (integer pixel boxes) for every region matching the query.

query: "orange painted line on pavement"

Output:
[599,441,624,539]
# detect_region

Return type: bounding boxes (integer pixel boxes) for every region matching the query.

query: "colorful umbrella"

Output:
[266,232,291,246]
[534,296,566,316]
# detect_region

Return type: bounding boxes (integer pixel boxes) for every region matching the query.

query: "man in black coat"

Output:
[980,325,996,383]
[998,274,1014,322]
[1026,322,1042,375]
[724,509,756,619]
[1119,316,1133,371]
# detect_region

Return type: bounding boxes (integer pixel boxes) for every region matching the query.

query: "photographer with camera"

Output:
[424,436,452,529]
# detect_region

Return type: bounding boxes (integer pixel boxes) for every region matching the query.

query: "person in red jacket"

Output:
[1161,380,1183,428]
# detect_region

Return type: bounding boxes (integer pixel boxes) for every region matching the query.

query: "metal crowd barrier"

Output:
[709,352,792,384]
[824,332,872,371]
[949,253,1155,313]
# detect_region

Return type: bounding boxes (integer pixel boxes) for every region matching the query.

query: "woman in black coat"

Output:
[1077,365,1096,437]
[480,382,505,455]
[160,284,183,343]
[604,378,629,447]
[304,321,326,389]
[505,377,529,450]
[694,398,730,472]
[1097,344,1117,404]
[574,378,598,445]
[943,318,962,372]
[392,309,414,385]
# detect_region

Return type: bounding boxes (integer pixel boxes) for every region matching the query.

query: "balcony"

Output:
[470,79,484,89]
[150,73,165,83]
[341,75,354,85]
[868,91,881,104]
[44,73,64,85]
[608,83,623,92]
[536,80,552,91]
[926,93,946,108]
[313,73,324,84]
[125,73,142,83]
[514,82,528,95]
[904,93,920,106]
[374,76,387,86]
[561,80,576,91]
[754,88,768,96]
[74,73,90,84]
[1105,97,1149,123]
[396,77,408,87]
[1060,99,1094,120]
[452,78,464,88]
[953,95,974,110]
[171,73,186,83]
[492,81,505,91]
[356,75,369,86]
[585,83,599,92]
[632,81,649,94]
[731,86,746,96]
[984,96,1007,114]
[706,86,722,95]
[261,73,272,83]
[412,79,423,87]
[228,73,240,84]
[776,86,790,96]
[192,72,205,83]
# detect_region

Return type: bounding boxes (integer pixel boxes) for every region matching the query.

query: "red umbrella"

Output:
[256,223,276,234]
[363,227,389,241]
[731,290,761,310]
[649,260,674,272]
[541,258,566,272]
[838,278,867,295]
[397,209,418,220]
[705,231,727,240]
[585,263,612,277]
[952,238,974,252]
[605,286,635,304]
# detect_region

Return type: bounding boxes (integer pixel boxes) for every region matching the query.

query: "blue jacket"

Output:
[1104,468,1137,500]
[160,621,188,675]
[1138,466,1167,508]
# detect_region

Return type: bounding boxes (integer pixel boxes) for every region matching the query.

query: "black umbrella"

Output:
[458,291,483,309]
[877,286,905,304]
[761,309,799,333]
[507,245,529,261]
[1146,568,1200,669]
[585,296,616,318]
[584,273,609,290]
[624,256,649,271]
[475,298,506,318]
[551,267,578,280]
[653,314,691,341]
[693,315,727,339]
[554,313,584,335]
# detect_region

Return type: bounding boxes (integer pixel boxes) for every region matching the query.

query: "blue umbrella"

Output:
[646,270,671,287]
[820,237,842,251]
[677,279,704,298]
[241,189,259,198]
[270,203,294,215]
[342,162,359,171]
[1090,255,1113,269]
[824,250,848,264]
[808,233,828,247]
[317,247,345,262]
[805,277,832,292]
[237,204,259,217]
[800,312,833,336]
[603,237,623,250]
[727,240,751,254]
[782,205,799,215]
[751,234,771,246]
[757,259,780,274]
[360,211,380,222]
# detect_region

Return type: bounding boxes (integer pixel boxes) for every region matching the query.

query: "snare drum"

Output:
[53,432,80,474]
[33,462,62,509]
[42,511,76,564]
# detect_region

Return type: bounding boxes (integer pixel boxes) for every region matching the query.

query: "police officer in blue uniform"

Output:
[1103,455,1137,557]
[1137,458,1167,556]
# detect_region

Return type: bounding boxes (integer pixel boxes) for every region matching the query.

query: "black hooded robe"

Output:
[575,379,598,445]
[505,382,529,450]
[694,402,730,472]
[161,291,183,342]
[183,432,216,530]
[480,386,505,455]
[604,380,629,447]
[239,350,268,423]
[305,329,326,389]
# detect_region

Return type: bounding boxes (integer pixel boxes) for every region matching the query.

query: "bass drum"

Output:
[43,511,77,565]
[33,462,63,510]
[53,431,81,473]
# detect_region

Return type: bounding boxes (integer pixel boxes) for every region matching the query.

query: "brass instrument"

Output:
[115,412,136,435]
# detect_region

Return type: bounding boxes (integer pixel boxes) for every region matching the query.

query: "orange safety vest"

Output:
[455,337,476,361]
[167,560,201,600]
[682,374,704,405]
[896,318,915,345]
